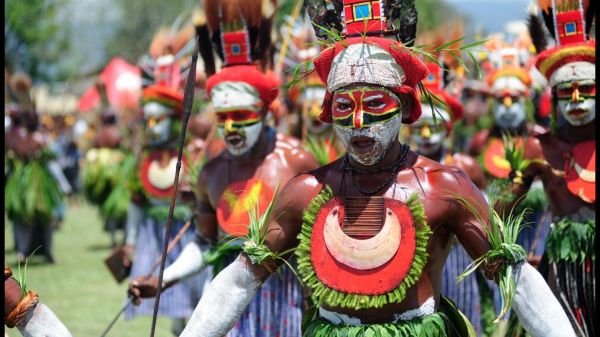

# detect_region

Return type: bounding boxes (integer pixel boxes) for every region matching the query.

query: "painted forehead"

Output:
[333,86,399,99]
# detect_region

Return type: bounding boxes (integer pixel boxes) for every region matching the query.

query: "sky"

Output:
[444,0,532,35]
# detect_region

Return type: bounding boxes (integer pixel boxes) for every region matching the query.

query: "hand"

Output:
[527,255,542,268]
[128,276,160,305]
[521,160,547,180]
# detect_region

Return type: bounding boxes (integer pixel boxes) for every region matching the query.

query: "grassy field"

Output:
[4,199,174,337]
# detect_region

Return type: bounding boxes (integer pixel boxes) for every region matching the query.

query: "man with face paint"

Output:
[174,1,574,337]
[500,2,596,335]
[122,25,213,336]
[408,62,487,336]
[409,62,486,190]
[82,79,130,247]
[280,17,341,165]
[129,1,318,337]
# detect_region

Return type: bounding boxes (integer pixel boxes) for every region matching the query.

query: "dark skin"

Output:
[240,138,493,323]
[129,121,318,301]
[93,125,122,149]
[497,121,595,220]
[420,144,487,190]
[4,277,23,319]
[5,115,45,161]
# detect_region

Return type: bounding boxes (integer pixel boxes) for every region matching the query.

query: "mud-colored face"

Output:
[216,110,264,156]
[492,91,526,130]
[331,86,402,166]
[555,79,595,126]
[143,102,173,146]
[301,86,329,135]
[409,105,449,156]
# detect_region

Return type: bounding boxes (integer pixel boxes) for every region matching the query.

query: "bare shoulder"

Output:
[276,133,303,149]
[275,132,319,172]
[412,154,479,196]
[198,153,228,184]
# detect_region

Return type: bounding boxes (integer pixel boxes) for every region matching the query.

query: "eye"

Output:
[367,100,385,109]
[233,112,246,119]
[336,103,351,111]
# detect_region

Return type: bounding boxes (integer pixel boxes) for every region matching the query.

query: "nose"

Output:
[421,124,431,139]
[503,96,512,108]
[224,119,235,133]
[309,101,321,118]
[353,110,363,128]
[147,117,156,128]
[571,87,581,102]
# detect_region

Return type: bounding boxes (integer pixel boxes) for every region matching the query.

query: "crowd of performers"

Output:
[4,0,595,336]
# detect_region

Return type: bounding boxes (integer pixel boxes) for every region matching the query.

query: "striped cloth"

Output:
[442,242,482,336]
[124,216,213,320]
[222,253,304,337]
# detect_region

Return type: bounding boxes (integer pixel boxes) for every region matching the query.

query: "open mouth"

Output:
[225,134,244,147]
[568,108,588,117]
[350,136,376,153]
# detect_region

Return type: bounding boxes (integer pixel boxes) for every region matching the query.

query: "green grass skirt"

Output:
[303,297,476,337]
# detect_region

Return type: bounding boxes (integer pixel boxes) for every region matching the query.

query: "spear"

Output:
[99,219,193,337]
[148,38,200,337]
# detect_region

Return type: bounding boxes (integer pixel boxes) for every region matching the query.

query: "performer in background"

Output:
[129,1,317,336]
[122,22,212,336]
[409,59,486,336]
[502,1,595,335]
[5,73,71,265]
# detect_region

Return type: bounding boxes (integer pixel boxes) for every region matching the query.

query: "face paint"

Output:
[492,91,526,130]
[409,105,449,156]
[216,110,264,156]
[331,87,402,128]
[301,86,329,135]
[334,114,402,166]
[555,80,596,126]
[144,102,173,146]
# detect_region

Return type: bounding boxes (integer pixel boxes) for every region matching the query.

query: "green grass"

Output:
[4,199,174,337]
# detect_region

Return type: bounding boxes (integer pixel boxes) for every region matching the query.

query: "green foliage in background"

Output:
[5,0,73,82]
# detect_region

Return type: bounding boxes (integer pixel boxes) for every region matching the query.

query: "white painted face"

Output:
[143,102,173,146]
[409,104,449,156]
[491,77,528,130]
[216,121,263,156]
[334,114,402,166]
[555,80,596,126]
[550,62,596,127]
[492,93,526,130]
[330,86,404,166]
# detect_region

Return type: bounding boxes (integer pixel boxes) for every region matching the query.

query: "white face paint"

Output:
[493,95,526,130]
[143,102,173,146]
[555,79,596,126]
[334,114,402,166]
[409,105,449,156]
[217,121,264,156]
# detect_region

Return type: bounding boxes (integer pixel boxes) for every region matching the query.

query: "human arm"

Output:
[445,170,575,337]
[5,267,72,337]
[180,174,321,336]
[129,169,218,300]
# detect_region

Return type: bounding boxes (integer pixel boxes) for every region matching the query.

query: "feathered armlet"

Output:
[450,190,528,323]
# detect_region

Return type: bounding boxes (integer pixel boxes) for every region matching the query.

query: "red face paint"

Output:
[216,110,262,128]
[331,87,401,128]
